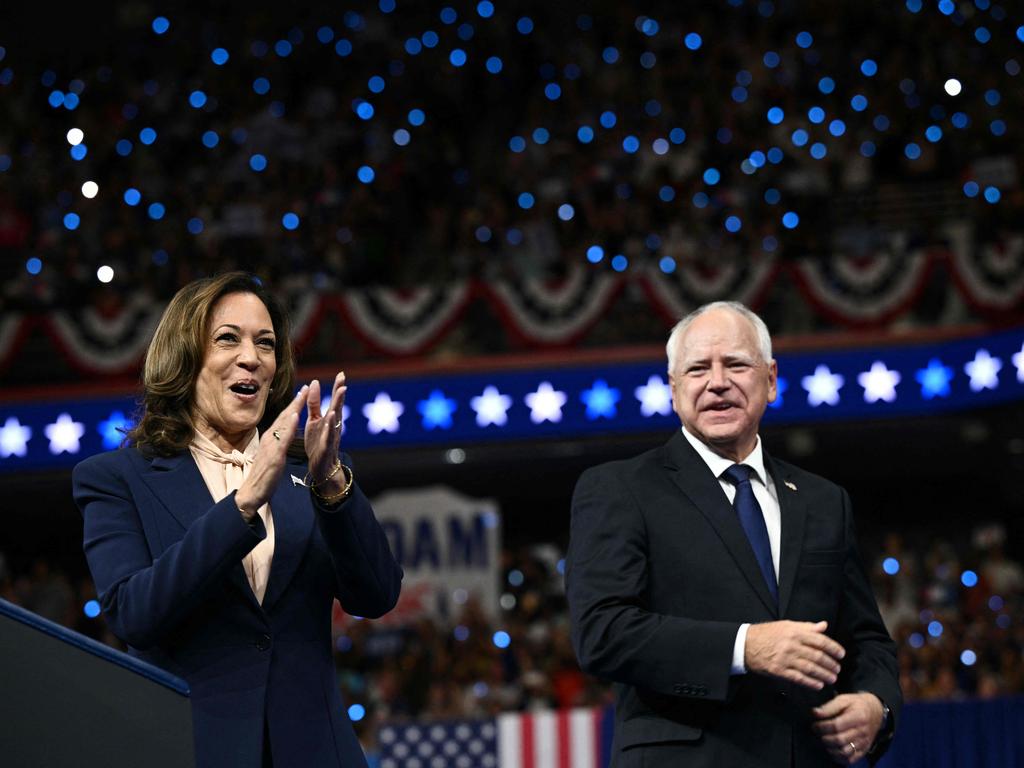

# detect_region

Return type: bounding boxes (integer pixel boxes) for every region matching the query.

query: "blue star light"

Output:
[581,380,621,419]
[98,411,133,449]
[768,377,788,409]
[417,390,457,430]
[915,359,954,399]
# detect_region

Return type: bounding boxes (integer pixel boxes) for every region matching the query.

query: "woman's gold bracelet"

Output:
[306,460,354,504]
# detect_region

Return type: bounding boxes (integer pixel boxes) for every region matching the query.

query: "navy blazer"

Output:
[73,446,402,768]
[566,432,900,768]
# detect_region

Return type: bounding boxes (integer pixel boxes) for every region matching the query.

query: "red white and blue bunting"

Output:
[4,238,1023,375]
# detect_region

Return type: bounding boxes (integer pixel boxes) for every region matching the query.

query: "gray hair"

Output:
[666,301,773,374]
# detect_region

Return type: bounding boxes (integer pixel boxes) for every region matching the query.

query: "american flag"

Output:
[377,707,610,768]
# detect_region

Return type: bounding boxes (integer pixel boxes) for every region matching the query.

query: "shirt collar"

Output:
[680,426,768,487]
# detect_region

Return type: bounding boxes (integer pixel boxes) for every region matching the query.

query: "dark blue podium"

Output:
[0,598,195,767]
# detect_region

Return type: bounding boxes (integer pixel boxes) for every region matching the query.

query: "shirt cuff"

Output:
[731,623,750,675]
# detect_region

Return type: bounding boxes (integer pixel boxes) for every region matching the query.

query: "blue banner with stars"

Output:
[1,326,1022,473]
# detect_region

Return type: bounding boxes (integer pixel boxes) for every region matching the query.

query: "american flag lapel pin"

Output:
[784,480,797,491]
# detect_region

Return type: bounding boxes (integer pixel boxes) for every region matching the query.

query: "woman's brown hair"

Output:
[126,272,296,456]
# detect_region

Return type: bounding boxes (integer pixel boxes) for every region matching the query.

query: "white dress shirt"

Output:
[681,427,782,674]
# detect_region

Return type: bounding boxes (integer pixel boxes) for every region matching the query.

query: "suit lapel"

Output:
[142,452,262,612]
[663,432,778,616]
[765,454,807,619]
[261,466,316,612]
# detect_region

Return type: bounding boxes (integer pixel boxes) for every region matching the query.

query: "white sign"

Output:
[335,485,501,628]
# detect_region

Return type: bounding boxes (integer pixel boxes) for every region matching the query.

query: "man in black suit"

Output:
[566,301,900,767]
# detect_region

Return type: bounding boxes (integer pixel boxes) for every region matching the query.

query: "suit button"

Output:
[256,634,271,651]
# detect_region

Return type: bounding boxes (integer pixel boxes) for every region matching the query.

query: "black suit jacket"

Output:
[566,432,900,767]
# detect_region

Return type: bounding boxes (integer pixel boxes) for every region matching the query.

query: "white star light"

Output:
[0,417,32,457]
[802,365,844,407]
[45,413,85,455]
[857,361,901,403]
[1012,342,1024,383]
[525,381,568,424]
[362,393,404,434]
[470,386,513,427]
[634,375,673,417]
[964,349,1002,392]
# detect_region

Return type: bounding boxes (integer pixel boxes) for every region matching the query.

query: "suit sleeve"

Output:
[566,464,740,701]
[312,454,402,619]
[835,487,902,762]
[73,456,266,650]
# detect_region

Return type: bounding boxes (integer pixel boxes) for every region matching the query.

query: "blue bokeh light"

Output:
[703,168,721,185]
[782,211,800,229]
[517,192,534,209]
[408,108,425,126]
[610,254,628,272]
[63,213,80,230]
[249,154,267,172]
[684,33,702,50]
[577,125,594,144]
[600,111,617,129]
[123,188,141,206]
[148,203,165,220]
[449,49,467,67]
[189,90,207,108]
[861,58,878,76]
[486,56,503,74]
[201,131,219,148]
[961,570,978,587]
[282,212,300,230]
[622,135,640,153]
[347,704,366,722]
[517,17,534,34]
[253,77,271,95]
[493,631,511,649]
[766,106,784,124]
[357,165,375,184]
[883,557,900,575]
[26,257,42,275]
[84,600,101,618]
[725,215,742,233]
[152,16,170,35]
[211,47,229,65]
[586,245,604,264]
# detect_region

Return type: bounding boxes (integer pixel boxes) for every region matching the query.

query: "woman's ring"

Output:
[333,419,342,430]
[848,742,857,754]
[272,429,281,441]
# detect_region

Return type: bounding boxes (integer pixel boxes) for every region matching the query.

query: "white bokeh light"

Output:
[81,180,99,198]
[634,374,673,417]
[362,392,404,434]
[857,361,901,403]
[470,386,512,427]
[802,365,845,407]
[0,416,32,457]
[66,128,84,146]
[97,265,114,283]
[45,413,85,455]
[944,78,962,96]
[964,349,1001,392]
[524,381,568,424]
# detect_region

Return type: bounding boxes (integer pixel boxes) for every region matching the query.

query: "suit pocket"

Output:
[619,717,702,750]
[801,549,844,567]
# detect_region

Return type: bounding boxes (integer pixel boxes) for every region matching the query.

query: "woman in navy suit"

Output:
[73,272,402,767]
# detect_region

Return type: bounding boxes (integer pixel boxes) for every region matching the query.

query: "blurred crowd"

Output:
[4,520,1022,741]
[1,0,1022,333]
